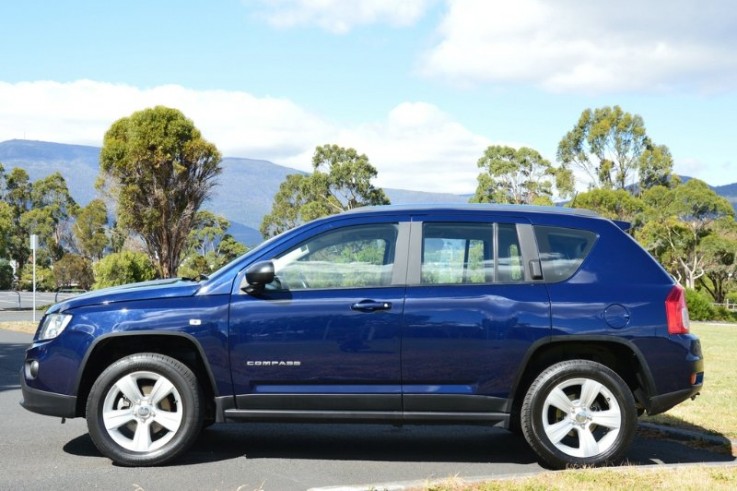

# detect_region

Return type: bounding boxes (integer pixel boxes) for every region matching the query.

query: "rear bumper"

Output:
[647,385,701,415]
[20,370,77,418]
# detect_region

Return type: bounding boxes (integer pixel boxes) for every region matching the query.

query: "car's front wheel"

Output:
[521,360,637,469]
[86,353,204,466]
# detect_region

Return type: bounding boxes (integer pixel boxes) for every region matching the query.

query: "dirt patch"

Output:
[0,321,37,334]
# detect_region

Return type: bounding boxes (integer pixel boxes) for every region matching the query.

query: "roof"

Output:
[341,203,601,218]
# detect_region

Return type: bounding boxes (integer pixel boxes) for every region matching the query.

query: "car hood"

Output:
[48,278,204,313]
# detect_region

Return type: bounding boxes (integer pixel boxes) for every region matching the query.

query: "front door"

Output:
[229,221,407,412]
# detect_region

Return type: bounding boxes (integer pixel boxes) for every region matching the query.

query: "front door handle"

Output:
[351,300,392,312]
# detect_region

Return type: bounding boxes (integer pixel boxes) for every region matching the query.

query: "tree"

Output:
[3,168,32,277]
[54,254,94,290]
[312,144,390,212]
[178,211,248,278]
[0,166,77,280]
[93,251,157,289]
[19,265,55,291]
[0,259,14,290]
[216,235,248,263]
[261,144,389,238]
[639,144,679,190]
[697,218,737,303]
[259,174,316,237]
[74,199,109,260]
[97,106,222,278]
[570,188,645,223]
[0,200,12,259]
[0,164,10,257]
[184,211,230,257]
[29,172,78,260]
[557,106,675,191]
[470,145,573,205]
[636,180,735,289]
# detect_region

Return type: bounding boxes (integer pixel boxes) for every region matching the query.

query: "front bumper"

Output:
[20,370,77,418]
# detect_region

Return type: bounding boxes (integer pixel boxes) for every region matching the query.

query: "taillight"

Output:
[665,285,690,334]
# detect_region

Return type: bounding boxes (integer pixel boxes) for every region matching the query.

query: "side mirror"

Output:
[243,261,275,294]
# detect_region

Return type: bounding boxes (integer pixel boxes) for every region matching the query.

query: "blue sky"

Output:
[1,0,735,193]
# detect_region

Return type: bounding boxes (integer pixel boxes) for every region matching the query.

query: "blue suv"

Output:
[20,204,703,469]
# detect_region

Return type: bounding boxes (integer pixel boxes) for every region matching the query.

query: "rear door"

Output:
[401,215,551,415]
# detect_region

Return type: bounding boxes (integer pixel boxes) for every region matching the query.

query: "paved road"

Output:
[1,329,734,490]
[0,310,40,322]
[0,291,83,311]
[0,290,86,323]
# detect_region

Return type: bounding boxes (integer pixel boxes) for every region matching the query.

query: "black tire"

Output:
[86,353,204,466]
[520,360,637,469]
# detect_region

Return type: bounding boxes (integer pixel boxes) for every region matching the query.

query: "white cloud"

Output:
[421,0,737,93]
[286,101,492,193]
[246,0,434,33]
[0,80,331,162]
[0,80,493,194]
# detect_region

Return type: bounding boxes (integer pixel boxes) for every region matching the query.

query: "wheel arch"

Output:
[509,336,657,421]
[74,331,218,418]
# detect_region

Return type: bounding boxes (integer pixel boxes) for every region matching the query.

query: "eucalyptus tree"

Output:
[261,144,389,238]
[471,145,573,205]
[569,188,645,223]
[177,211,247,278]
[557,106,675,191]
[74,199,109,260]
[636,180,735,289]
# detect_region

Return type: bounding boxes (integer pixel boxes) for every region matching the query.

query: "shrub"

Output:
[19,266,56,291]
[93,251,157,289]
[0,259,14,290]
[54,254,94,290]
[685,288,716,321]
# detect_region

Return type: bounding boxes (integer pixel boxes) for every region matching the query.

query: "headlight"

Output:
[38,314,73,340]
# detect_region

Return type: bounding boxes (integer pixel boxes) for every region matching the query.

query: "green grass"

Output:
[417,466,737,491]
[643,322,737,440]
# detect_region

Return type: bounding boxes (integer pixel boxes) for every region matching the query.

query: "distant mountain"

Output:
[0,140,100,205]
[0,140,469,245]
[714,182,737,198]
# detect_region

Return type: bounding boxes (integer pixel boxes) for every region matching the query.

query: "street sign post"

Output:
[30,234,37,322]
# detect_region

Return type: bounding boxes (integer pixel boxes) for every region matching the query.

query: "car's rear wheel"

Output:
[86,353,204,466]
[521,360,636,469]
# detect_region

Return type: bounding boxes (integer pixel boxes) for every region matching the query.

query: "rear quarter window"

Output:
[534,226,597,282]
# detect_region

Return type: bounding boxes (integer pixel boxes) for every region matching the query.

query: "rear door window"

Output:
[421,222,524,284]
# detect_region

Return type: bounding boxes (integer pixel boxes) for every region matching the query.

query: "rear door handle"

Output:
[351,300,392,312]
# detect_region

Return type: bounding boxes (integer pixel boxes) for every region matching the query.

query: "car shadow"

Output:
[63,422,736,468]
